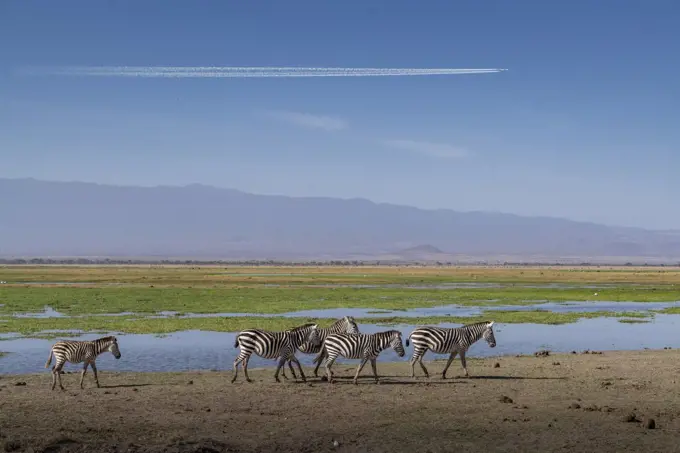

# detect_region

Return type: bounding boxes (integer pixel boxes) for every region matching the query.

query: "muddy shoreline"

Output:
[2,349,680,452]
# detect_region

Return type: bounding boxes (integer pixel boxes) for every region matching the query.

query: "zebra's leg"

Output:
[352,358,369,385]
[313,350,326,378]
[418,355,430,378]
[51,366,57,391]
[231,353,246,383]
[55,362,66,391]
[274,356,287,383]
[79,362,89,389]
[91,362,101,388]
[442,351,458,379]
[369,358,380,384]
[279,359,295,380]
[231,359,241,383]
[325,354,338,384]
[290,356,306,383]
[243,356,253,383]
[287,359,298,380]
[459,350,469,377]
[410,348,430,378]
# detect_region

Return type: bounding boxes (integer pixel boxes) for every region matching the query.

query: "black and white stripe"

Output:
[406,321,496,379]
[45,336,122,390]
[231,323,321,383]
[321,330,405,385]
[281,316,360,380]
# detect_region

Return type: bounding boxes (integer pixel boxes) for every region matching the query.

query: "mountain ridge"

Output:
[2,177,679,262]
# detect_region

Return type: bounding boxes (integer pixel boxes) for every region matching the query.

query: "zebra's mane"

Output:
[376,330,401,337]
[96,336,117,343]
[461,321,493,329]
[331,316,353,327]
[287,323,316,333]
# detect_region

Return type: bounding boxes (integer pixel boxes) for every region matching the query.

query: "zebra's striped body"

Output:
[45,336,121,390]
[320,330,405,385]
[281,316,360,380]
[231,323,321,383]
[406,321,496,379]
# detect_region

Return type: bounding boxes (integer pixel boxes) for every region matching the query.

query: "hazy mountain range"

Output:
[2,178,679,263]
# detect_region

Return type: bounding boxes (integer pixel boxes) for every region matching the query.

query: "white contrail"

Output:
[19,66,508,78]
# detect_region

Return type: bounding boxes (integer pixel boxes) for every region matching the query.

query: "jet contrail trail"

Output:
[18,66,508,78]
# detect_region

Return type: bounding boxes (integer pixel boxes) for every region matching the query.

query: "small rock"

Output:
[552,362,561,366]
[187,380,193,385]
[494,362,500,368]
[132,388,138,392]
[499,395,514,404]
[332,440,340,447]
[534,350,550,357]
[644,418,656,429]
[569,403,581,409]
[3,440,21,452]
[205,408,211,412]
[623,413,639,423]
[571,351,577,354]
[14,382,26,386]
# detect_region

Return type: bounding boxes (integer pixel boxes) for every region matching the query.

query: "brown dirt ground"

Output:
[2,349,680,452]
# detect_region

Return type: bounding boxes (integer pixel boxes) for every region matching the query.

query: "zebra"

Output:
[406,321,496,379]
[45,336,122,391]
[319,330,405,385]
[231,323,321,383]
[280,316,360,381]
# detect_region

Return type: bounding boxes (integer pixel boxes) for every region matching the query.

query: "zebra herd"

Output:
[45,317,497,390]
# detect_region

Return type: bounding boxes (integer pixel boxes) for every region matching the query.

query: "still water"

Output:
[2,315,679,375]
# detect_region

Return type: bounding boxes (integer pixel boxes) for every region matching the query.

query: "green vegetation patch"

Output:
[0,310,654,337]
[1,286,677,317]
[618,318,651,324]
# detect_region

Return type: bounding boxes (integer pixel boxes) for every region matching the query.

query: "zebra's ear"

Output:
[488,321,494,327]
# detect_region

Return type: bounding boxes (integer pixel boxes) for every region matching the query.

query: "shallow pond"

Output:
[2,315,679,375]
[9,300,680,320]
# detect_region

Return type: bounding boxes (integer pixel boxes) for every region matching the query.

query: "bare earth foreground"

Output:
[3,350,680,453]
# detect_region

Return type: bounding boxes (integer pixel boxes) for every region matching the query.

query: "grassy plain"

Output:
[0,265,678,336]
[2,263,680,285]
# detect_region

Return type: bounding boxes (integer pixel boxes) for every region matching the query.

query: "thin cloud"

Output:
[383,139,470,158]
[17,66,508,78]
[265,110,348,131]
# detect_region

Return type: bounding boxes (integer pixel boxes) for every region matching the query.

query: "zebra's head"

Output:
[483,321,496,348]
[103,336,122,359]
[388,330,406,357]
[306,324,322,348]
[343,316,360,334]
[291,323,322,349]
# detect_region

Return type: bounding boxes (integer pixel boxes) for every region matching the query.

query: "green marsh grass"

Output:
[0,310,654,337]
[1,286,677,317]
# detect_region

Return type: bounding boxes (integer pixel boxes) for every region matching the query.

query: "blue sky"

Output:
[1,0,678,229]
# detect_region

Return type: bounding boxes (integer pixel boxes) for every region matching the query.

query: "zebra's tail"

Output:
[233,336,240,348]
[45,349,53,368]
[406,331,413,347]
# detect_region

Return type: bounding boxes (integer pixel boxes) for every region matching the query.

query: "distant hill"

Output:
[400,244,444,255]
[1,178,679,263]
